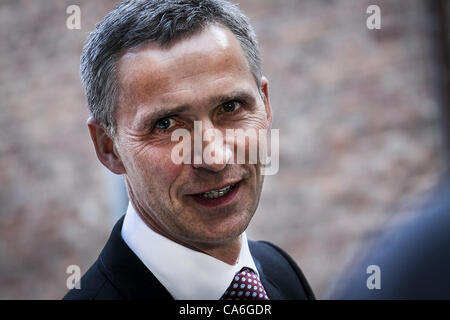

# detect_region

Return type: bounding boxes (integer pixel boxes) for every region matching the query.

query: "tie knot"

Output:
[221,267,269,300]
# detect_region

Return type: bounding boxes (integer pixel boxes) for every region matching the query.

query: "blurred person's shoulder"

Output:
[328,175,450,299]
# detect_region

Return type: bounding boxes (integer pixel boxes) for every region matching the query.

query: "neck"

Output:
[195,236,243,265]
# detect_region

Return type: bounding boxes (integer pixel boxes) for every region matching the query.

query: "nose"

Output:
[191,120,232,172]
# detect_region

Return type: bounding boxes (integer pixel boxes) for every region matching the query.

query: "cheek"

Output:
[157,152,183,183]
[126,144,183,191]
[232,111,270,156]
[249,109,271,130]
[236,107,270,132]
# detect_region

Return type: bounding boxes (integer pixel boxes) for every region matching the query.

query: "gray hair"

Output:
[80,0,262,137]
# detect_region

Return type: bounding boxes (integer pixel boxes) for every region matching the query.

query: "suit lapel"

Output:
[98,216,174,300]
[258,268,284,300]
[250,246,284,300]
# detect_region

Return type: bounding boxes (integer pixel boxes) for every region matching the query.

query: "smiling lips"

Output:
[199,183,236,199]
[188,181,241,207]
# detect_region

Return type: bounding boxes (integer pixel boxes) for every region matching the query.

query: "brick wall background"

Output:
[0,0,445,299]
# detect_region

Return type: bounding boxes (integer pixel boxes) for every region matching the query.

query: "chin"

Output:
[191,210,253,244]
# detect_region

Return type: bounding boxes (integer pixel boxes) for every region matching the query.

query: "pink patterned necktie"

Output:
[221,267,270,300]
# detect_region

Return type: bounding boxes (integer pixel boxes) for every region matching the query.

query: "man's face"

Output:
[113,24,271,249]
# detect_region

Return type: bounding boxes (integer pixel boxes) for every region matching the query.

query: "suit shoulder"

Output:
[63,260,123,300]
[249,240,315,300]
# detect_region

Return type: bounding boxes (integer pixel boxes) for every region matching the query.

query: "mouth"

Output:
[198,183,237,199]
[188,181,241,208]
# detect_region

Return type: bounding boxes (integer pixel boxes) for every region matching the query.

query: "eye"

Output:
[222,101,242,113]
[154,117,174,131]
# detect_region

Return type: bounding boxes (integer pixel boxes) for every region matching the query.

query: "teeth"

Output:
[200,184,235,199]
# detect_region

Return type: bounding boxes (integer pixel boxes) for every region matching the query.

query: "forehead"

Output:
[115,24,256,114]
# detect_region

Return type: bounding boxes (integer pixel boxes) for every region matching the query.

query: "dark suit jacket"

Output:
[64,216,315,300]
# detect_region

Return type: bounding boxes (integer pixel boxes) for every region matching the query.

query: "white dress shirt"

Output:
[121,202,259,300]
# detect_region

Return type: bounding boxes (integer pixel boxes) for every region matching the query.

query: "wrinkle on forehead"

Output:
[116,24,252,109]
[122,23,232,58]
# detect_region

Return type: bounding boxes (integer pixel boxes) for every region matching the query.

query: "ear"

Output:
[87,117,126,175]
[261,76,272,127]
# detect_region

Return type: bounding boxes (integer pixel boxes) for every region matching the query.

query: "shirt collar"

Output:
[121,202,259,300]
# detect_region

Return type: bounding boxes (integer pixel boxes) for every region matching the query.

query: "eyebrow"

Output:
[136,90,257,129]
[136,105,188,130]
[211,90,256,106]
